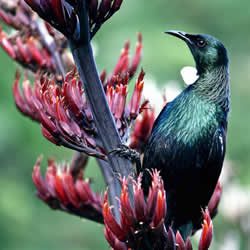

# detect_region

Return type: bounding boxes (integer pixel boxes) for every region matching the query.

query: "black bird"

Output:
[142,31,230,239]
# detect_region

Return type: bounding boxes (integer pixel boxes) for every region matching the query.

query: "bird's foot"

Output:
[108,144,142,174]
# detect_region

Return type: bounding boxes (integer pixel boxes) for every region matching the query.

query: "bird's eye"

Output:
[196,39,206,48]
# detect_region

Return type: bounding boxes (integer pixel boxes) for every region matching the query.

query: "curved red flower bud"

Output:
[133,174,147,221]
[128,32,142,78]
[100,70,106,83]
[42,47,56,71]
[175,231,193,250]
[198,209,213,250]
[55,171,69,206]
[41,125,60,145]
[16,37,31,64]
[147,170,163,220]
[103,193,127,241]
[75,178,96,205]
[32,156,48,199]
[104,226,127,250]
[56,98,82,140]
[111,0,123,11]
[44,21,56,37]
[185,237,193,250]
[120,177,135,226]
[127,70,145,118]
[111,40,130,79]
[63,77,84,119]
[0,8,11,25]
[153,187,166,228]
[27,37,46,67]
[208,181,222,219]
[12,72,40,121]
[22,75,35,108]
[111,84,127,120]
[176,231,185,250]
[129,107,155,152]
[60,167,80,209]
[0,26,16,58]
[166,227,176,250]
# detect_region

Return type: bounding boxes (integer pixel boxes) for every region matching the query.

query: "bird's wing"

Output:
[191,124,226,230]
[199,124,227,206]
[206,124,226,173]
[207,125,227,165]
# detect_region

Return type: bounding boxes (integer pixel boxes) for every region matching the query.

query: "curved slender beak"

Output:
[165,30,193,45]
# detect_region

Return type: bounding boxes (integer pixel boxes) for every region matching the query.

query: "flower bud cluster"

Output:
[0,1,68,75]
[13,35,144,158]
[103,170,167,249]
[0,0,33,30]
[24,0,124,40]
[32,156,104,223]
[0,26,56,72]
[103,171,214,250]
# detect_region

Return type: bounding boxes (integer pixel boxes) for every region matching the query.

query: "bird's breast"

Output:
[154,98,219,146]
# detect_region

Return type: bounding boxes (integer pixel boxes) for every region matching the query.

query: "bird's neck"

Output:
[193,65,230,111]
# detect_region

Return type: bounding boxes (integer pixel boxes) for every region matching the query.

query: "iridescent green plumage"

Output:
[142,31,230,239]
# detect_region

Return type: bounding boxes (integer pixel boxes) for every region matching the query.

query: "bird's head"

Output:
[165,30,228,75]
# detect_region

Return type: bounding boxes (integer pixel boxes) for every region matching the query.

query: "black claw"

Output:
[108,144,142,174]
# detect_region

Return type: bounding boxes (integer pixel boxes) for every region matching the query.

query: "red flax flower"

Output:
[87,0,124,38]
[208,181,222,219]
[32,156,103,223]
[0,26,55,73]
[103,170,168,249]
[0,1,68,77]
[103,32,143,87]
[198,209,213,250]
[175,231,193,250]
[13,69,106,159]
[103,170,215,250]
[175,210,213,250]
[12,67,145,158]
[24,0,124,39]
[24,0,78,38]
[129,106,156,153]
[0,0,33,30]
[12,35,144,158]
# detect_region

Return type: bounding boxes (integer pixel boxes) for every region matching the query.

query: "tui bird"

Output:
[142,31,230,240]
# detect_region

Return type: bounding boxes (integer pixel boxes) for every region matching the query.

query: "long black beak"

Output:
[165,30,193,45]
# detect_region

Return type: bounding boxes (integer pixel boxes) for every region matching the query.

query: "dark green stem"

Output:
[68,0,134,221]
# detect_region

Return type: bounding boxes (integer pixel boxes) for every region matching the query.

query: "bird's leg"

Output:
[108,144,142,174]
